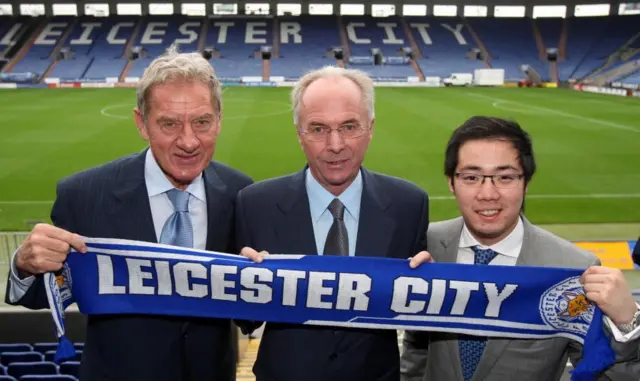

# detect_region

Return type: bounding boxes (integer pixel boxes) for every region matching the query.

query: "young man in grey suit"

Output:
[401,116,640,381]
[5,48,252,381]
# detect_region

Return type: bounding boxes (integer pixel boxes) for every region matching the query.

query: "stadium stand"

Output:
[0,343,82,381]
[2,13,640,83]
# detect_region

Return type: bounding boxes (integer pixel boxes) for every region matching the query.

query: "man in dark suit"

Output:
[236,67,431,381]
[5,47,252,381]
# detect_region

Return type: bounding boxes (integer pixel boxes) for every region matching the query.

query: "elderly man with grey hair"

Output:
[5,46,252,381]
[236,66,431,381]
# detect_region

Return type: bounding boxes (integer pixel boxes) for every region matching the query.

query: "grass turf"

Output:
[0,86,639,233]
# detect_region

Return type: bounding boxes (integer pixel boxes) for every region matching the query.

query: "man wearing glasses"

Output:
[400,116,640,381]
[235,66,431,381]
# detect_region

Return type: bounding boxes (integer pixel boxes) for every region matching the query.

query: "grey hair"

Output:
[136,44,222,121]
[290,66,375,127]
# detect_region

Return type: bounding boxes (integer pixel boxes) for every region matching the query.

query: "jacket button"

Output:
[329,353,337,360]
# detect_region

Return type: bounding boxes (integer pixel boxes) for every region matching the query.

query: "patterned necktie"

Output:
[323,198,348,256]
[159,188,194,248]
[458,246,498,381]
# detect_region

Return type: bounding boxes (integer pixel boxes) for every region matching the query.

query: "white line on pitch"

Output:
[465,92,640,133]
[1,193,640,205]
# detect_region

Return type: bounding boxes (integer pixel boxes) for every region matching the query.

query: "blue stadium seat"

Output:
[7,362,57,379]
[58,362,79,378]
[0,365,5,375]
[0,376,17,381]
[72,344,82,351]
[0,346,33,355]
[20,376,77,381]
[0,353,44,367]
[44,352,81,364]
[31,345,57,355]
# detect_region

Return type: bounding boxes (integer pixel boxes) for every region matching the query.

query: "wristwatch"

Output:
[618,307,640,334]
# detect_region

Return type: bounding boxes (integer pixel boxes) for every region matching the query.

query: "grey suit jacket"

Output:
[401,216,640,381]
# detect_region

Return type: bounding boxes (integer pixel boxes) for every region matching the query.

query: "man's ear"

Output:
[134,108,149,141]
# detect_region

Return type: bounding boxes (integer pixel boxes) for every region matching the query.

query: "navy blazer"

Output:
[236,168,429,381]
[5,150,253,381]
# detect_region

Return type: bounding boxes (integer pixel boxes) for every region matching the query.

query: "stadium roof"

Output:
[15,0,627,8]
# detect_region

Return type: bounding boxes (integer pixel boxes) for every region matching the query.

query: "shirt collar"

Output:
[305,168,363,223]
[459,216,524,258]
[144,148,206,202]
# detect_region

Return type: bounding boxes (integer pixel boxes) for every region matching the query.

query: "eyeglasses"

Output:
[298,124,369,141]
[454,172,525,189]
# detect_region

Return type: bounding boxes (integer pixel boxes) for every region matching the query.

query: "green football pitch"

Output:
[0,86,639,235]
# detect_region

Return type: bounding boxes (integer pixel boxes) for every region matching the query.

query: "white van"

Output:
[442,73,473,87]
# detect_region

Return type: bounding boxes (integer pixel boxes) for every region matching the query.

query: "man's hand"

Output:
[240,247,270,263]
[16,223,87,277]
[581,266,638,325]
[409,251,434,268]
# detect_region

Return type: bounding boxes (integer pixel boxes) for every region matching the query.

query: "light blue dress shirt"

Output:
[305,168,363,256]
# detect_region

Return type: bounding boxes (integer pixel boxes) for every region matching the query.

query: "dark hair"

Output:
[444,116,536,184]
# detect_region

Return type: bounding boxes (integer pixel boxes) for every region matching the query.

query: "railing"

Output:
[0,232,28,264]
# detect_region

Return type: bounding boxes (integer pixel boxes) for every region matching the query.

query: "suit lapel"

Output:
[110,150,157,243]
[354,169,395,258]
[434,218,466,381]
[202,164,231,251]
[437,217,464,264]
[275,169,318,255]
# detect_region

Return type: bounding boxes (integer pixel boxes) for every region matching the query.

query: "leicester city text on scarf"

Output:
[95,254,517,317]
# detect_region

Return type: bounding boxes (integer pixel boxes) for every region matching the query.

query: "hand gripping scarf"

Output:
[45,238,616,380]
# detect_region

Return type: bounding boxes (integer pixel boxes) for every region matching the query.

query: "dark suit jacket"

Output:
[633,237,640,267]
[235,168,430,381]
[5,150,253,381]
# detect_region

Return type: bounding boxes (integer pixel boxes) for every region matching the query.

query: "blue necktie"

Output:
[159,188,193,248]
[458,246,498,381]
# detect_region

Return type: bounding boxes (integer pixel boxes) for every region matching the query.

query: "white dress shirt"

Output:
[8,149,208,303]
[305,168,363,256]
[458,217,640,342]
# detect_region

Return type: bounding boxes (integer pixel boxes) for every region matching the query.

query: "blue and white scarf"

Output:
[46,238,616,380]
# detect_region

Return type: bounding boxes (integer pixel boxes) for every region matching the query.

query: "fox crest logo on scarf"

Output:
[540,276,594,337]
[55,263,74,307]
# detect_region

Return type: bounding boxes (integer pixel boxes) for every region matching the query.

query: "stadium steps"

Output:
[272,18,280,58]
[463,19,491,68]
[39,60,57,83]
[549,60,559,83]
[121,16,145,59]
[119,60,133,82]
[0,22,28,58]
[559,18,568,60]
[262,58,270,81]
[400,18,422,59]
[590,58,640,85]
[337,16,351,59]
[583,37,638,83]
[2,17,48,73]
[620,32,640,61]
[196,19,208,53]
[38,20,77,83]
[532,19,545,60]
[49,19,77,60]
[410,58,424,81]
